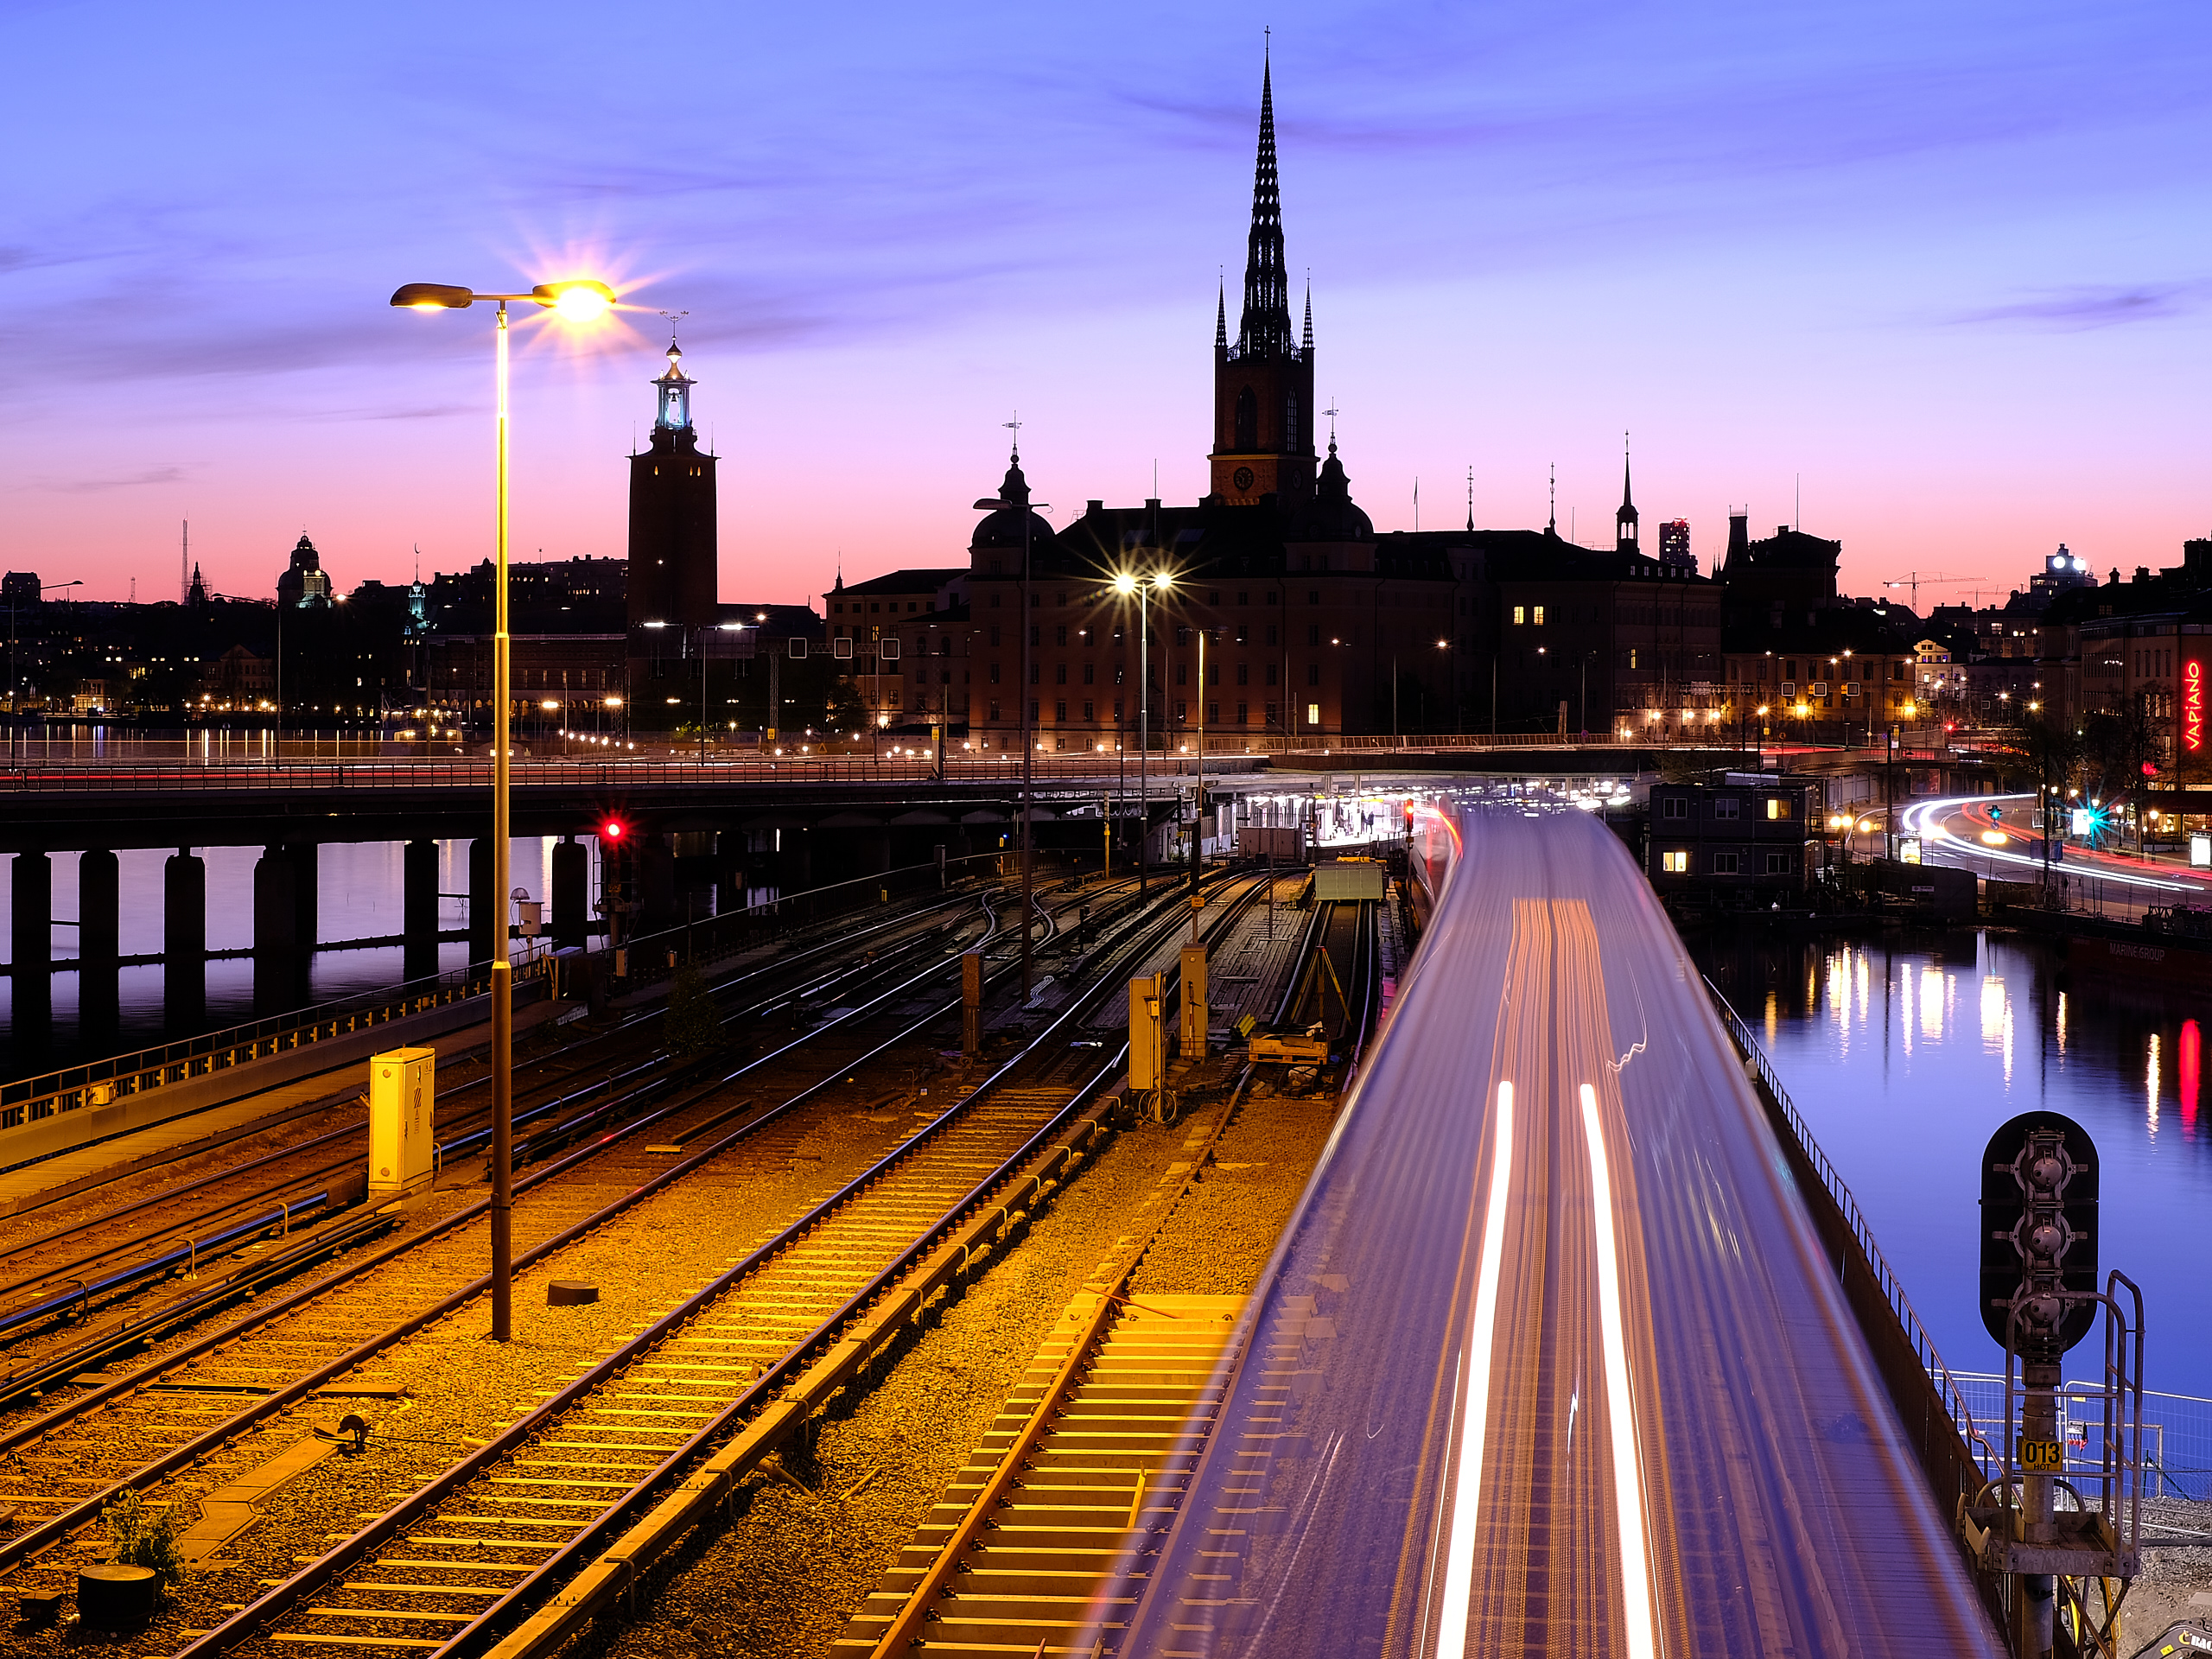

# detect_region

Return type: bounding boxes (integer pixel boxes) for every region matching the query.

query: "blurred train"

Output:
[1093,800,2001,1657]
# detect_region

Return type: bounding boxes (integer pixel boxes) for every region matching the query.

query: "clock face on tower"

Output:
[1232,466,1255,492]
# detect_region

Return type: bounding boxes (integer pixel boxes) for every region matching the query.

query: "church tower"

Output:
[1615,437,1640,556]
[626,339,718,631]
[1209,55,1317,507]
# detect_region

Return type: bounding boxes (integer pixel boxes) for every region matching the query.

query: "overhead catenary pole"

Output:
[1192,623,1205,939]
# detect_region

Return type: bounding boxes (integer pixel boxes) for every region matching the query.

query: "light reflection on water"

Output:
[1694,926,2211,1396]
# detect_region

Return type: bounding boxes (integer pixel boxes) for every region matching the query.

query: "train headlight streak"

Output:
[1433,1081,1515,1659]
[1580,1082,1657,1659]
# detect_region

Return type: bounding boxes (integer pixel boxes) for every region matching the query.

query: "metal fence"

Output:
[0,957,526,1137]
[1951,1372,2212,1503]
[0,849,1021,1147]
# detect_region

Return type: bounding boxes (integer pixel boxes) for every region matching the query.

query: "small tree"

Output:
[663,963,722,1056]
[103,1490,185,1586]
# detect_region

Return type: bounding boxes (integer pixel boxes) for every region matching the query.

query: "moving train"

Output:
[1096,800,2002,1656]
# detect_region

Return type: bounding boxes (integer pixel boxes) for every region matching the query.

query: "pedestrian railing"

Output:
[1949,1373,2212,1503]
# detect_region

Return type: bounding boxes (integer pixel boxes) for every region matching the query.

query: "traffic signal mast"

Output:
[1961,1111,2145,1659]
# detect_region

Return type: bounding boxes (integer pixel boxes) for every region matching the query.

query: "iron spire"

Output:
[1235,54,1293,359]
[1216,276,1227,350]
[1302,272,1313,353]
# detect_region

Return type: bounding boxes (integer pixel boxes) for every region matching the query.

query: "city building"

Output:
[1647,778,1821,906]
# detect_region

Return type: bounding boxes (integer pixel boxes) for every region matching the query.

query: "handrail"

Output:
[0,755,1259,791]
[1705,978,1999,1484]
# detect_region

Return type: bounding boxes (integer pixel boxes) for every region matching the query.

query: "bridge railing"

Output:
[0,754,1261,791]
[1707,981,2001,1504]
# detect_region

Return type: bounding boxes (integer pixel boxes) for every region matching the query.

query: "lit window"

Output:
[1662,850,1688,873]
[1765,798,1791,821]
[1513,606,1525,626]
[1533,605,1546,626]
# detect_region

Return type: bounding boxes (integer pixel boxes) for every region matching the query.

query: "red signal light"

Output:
[600,817,626,842]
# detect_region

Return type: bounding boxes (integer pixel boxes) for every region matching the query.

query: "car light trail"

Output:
[1902,796,2199,893]
[1580,1081,1657,1659]
[1432,1080,1515,1659]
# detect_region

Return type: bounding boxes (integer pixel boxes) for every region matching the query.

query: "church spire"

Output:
[1301,275,1313,353]
[1216,277,1227,350]
[1616,431,1639,553]
[1235,53,1294,360]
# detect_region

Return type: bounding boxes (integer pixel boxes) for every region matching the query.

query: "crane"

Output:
[1884,571,1986,610]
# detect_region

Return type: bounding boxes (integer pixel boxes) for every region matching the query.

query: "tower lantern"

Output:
[653,341,695,432]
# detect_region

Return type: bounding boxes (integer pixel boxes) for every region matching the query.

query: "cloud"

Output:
[26,464,190,493]
[1949,282,2211,329]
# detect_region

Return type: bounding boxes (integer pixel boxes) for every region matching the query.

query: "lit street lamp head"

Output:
[390,278,619,321]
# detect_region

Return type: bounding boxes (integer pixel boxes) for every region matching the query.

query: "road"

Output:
[1106,804,2002,1656]
[1900,792,2209,918]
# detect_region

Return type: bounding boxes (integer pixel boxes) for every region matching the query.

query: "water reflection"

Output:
[1694,925,2212,1395]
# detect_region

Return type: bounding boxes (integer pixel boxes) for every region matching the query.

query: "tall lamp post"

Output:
[392,276,616,1344]
[973,454,1049,1002]
[1114,569,1173,897]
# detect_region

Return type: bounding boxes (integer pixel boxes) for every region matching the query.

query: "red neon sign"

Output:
[2186,658,2204,755]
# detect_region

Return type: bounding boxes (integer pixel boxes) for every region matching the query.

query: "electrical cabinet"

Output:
[368,1047,436,1201]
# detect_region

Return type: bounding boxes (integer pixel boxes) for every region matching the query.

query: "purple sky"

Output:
[3,1,2208,611]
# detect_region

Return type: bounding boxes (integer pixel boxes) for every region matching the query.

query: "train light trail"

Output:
[1580,1081,1657,1659]
[1433,1080,1514,1659]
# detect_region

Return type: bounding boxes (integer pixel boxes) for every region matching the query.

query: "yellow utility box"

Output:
[1128,974,1166,1092]
[368,1048,436,1201]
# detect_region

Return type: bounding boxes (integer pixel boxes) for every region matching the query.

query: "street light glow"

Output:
[536,279,616,322]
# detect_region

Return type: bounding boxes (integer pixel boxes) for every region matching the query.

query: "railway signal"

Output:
[594,817,638,979]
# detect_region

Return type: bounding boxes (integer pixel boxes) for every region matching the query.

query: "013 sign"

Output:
[2184,658,2204,755]
[2018,1438,2064,1472]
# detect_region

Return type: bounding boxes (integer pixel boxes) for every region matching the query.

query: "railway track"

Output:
[0,868,1207,1641]
[146,871,1269,1659]
[831,889,1384,1656]
[0,876,995,1277]
[0,880,1020,1385]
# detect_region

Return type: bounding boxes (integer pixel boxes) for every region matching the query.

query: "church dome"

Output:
[969,454,1058,554]
[1294,441,1372,540]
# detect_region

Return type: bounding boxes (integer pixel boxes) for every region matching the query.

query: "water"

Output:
[1693,924,2209,1400]
[0,837,599,1077]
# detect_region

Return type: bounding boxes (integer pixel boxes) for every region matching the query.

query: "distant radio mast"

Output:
[181,519,189,603]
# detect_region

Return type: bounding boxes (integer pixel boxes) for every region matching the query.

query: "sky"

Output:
[3,1,2209,612]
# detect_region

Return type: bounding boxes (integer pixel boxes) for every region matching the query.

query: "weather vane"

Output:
[658,308,688,346]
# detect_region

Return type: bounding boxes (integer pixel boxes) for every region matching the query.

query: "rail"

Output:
[0,850,1004,1154]
[0,958,526,1142]
[1706,980,1999,1494]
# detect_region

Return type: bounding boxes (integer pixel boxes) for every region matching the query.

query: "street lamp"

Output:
[392,274,616,1344]
[973,459,1050,1003]
[1114,569,1174,897]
